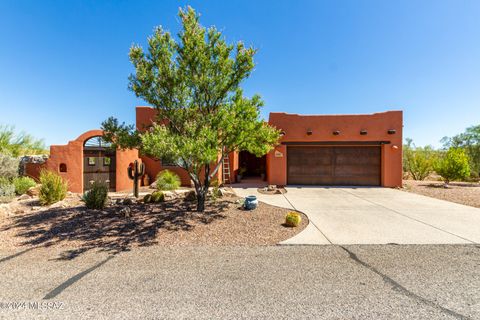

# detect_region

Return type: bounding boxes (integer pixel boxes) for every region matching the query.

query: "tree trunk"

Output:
[196,189,206,212]
[194,166,211,212]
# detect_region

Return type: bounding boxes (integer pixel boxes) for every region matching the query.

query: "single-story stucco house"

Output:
[26,107,402,193]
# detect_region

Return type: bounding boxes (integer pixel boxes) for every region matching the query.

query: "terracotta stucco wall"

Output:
[116,148,140,192]
[45,130,139,193]
[267,111,403,187]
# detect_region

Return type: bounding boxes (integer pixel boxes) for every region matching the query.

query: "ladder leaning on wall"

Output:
[222,152,231,185]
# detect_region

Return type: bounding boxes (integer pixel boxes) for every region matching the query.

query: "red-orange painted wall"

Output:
[44,130,139,193]
[267,111,403,187]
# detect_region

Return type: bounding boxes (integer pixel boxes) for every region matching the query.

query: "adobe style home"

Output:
[27,107,402,193]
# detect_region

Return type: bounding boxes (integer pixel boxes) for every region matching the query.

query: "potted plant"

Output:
[237,167,247,182]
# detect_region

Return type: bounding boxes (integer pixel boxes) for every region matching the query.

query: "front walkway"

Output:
[232,184,480,245]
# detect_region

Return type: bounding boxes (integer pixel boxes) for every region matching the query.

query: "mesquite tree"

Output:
[102,7,280,211]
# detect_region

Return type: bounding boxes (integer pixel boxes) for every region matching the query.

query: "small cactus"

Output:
[151,191,165,203]
[285,211,301,227]
[128,160,145,198]
[143,194,152,203]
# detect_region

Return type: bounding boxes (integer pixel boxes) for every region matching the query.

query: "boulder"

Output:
[163,191,176,201]
[27,185,41,197]
[119,206,131,218]
[17,194,32,201]
[184,190,197,202]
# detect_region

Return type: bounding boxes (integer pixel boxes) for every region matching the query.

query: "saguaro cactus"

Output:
[127,160,145,198]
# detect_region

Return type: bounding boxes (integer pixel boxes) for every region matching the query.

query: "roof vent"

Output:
[360,129,368,135]
[333,130,340,136]
[306,128,313,135]
[388,129,396,135]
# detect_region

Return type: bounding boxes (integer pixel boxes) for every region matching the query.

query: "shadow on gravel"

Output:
[1,199,229,260]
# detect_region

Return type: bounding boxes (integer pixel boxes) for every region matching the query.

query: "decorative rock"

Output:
[163,191,176,201]
[184,190,197,202]
[122,198,134,205]
[17,194,32,201]
[119,206,131,218]
[27,186,40,197]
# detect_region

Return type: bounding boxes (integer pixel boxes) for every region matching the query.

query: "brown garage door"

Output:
[287,146,381,185]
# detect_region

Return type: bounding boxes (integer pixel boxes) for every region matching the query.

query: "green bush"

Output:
[151,191,165,203]
[0,153,19,180]
[285,211,302,227]
[403,139,436,180]
[82,182,109,209]
[38,170,68,206]
[13,176,36,195]
[155,170,181,191]
[0,177,15,203]
[434,148,470,185]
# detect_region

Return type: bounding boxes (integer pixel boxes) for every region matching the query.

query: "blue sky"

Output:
[1,0,479,147]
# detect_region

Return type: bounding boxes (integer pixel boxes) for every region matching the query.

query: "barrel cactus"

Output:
[285,211,302,227]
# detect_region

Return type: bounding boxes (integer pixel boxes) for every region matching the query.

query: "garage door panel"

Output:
[287,146,381,186]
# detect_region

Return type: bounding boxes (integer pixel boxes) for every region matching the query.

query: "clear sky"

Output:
[1,0,479,148]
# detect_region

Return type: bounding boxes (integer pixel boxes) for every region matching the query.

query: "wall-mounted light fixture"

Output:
[333,130,340,135]
[392,145,399,150]
[279,130,286,137]
[388,129,396,135]
[306,128,313,135]
[360,129,368,135]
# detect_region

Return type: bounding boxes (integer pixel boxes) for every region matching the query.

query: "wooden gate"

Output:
[83,137,116,191]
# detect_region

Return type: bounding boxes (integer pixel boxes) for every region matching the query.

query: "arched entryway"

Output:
[83,136,116,191]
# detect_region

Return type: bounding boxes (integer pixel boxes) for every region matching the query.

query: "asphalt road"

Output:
[1,245,479,319]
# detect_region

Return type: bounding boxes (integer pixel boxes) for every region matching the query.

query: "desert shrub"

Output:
[143,193,153,203]
[151,191,165,203]
[434,148,470,185]
[155,170,181,191]
[0,153,19,180]
[209,178,222,199]
[13,176,36,195]
[38,170,68,205]
[0,177,15,203]
[82,182,108,209]
[285,211,302,227]
[403,139,436,180]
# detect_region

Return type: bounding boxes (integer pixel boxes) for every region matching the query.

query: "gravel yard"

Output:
[0,193,307,257]
[402,179,480,208]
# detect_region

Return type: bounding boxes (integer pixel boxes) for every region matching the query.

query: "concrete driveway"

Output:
[233,186,480,245]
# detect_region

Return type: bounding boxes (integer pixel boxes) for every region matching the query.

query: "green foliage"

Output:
[434,148,470,184]
[0,177,15,203]
[13,176,36,195]
[0,153,19,180]
[143,194,153,203]
[38,170,68,206]
[151,191,165,203]
[155,170,181,191]
[0,124,47,157]
[102,6,280,211]
[82,182,109,209]
[285,212,302,227]
[442,125,480,178]
[402,138,436,180]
